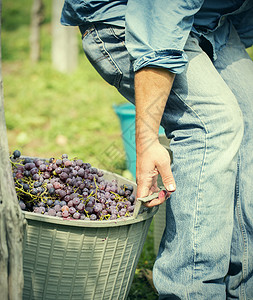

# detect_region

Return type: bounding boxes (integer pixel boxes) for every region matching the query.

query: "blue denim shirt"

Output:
[61,0,253,74]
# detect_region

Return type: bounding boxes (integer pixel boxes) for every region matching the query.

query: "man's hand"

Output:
[136,140,175,207]
[135,67,176,206]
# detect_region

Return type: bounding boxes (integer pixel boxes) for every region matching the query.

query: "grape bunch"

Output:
[10,150,136,221]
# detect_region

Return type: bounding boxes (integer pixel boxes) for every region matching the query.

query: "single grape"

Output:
[119,208,127,217]
[43,172,51,179]
[30,188,38,195]
[93,203,103,213]
[72,197,80,206]
[67,200,74,207]
[110,214,117,220]
[23,157,32,164]
[34,181,42,188]
[58,189,67,198]
[47,199,53,206]
[53,182,61,189]
[19,201,26,210]
[23,183,29,191]
[85,206,93,214]
[61,205,69,212]
[56,159,62,166]
[89,214,97,221]
[56,211,62,217]
[54,200,61,206]
[39,164,47,172]
[55,167,62,174]
[48,187,55,195]
[77,203,85,211]
[69,207,76,215]
[15,173,24,179]
[13,150,21,159]
[62,210,69,218]
[73,212,80,219]
[129,195,135,203]
[47,208,57,216]
[53,205,61,212]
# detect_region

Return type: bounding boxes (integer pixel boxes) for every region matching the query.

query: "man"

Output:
[61,1,253,298]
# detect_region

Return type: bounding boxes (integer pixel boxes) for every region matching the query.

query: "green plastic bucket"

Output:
[22,170,158,300]
[113,103,165,178]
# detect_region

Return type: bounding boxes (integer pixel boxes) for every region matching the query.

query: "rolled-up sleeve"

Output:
[125,0,204,74]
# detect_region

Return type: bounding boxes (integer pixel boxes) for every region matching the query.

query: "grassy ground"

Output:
[1,1,158,299]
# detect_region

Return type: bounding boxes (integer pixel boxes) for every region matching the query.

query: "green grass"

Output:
[1,1,158,298]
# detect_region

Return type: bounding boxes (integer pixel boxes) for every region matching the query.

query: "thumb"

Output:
[159,165,176,193]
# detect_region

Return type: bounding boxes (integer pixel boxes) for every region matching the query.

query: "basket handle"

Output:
[133,191,161,219]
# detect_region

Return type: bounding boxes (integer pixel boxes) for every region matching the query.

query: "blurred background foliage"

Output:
[2,0,129,176]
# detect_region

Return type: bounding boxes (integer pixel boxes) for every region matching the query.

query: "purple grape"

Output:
[19,201,26,210]
[56,159,62,166]
[48,187,55,195]
[54,204,61,212]
[77,203,85,211]
[93,203,103,213]
[13,149,21,159]
[68,200,74,207]
[55,167,62,174]
[69,207,76,215]
[72,197,80,206]
[48,208,56,216]
[129,195,135,203]
[56,211,62,217]
[23,183,29,191]
[62,210,69,218]
[89,214,97,220]
[60,200,67,207]
[30,167,38,175]
[58,189,67,198]
[43,172,51,179]
[119,208,127,217]
[85,206,93,214]
[47,199,53,206]
[34,181,42,188]
[39,164,47,172]
[73,212,80,219]
[64,160,72,167]
[110,214,117,220]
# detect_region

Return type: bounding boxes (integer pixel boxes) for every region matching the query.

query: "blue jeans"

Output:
[80,23,253,299]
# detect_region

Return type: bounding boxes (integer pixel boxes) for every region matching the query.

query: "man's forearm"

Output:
[135,67,175,153]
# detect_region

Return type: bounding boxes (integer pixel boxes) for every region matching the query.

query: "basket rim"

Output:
[23,206,158,228]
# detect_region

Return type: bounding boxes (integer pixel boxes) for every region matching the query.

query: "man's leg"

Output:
[153,33,244,299]
[213,26,253,300]
[81,24,244,299]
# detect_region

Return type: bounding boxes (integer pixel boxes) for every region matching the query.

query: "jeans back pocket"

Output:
[82,24,123,89]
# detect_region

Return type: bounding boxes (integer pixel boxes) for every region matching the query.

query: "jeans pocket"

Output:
[82,24,123,88]
[109,26,125,42]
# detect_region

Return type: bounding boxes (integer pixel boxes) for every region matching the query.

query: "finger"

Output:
[144,189,168,207]
[158,165,176,193]
[137,183,150,198]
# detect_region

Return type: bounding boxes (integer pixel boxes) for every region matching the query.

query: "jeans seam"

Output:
[92,25,123,88]
[171,88,209,281]
[109,26,125,45]
[235,153,248,300]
